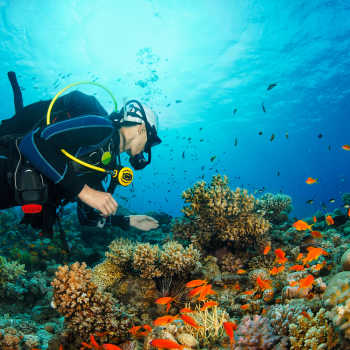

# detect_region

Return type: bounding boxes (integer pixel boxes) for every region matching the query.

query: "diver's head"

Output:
[112,100,161,170]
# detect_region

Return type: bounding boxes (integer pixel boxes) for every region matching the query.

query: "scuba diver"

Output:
[0,72,161,252]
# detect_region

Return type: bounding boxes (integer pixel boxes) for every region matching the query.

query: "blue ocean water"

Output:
[0,0,349,219]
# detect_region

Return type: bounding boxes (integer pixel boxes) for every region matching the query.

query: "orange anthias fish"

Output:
[301,311,311,320]
[155,297,179,305]
[342,144,350,151]
[301,247,323,265]
[234,284,240,290]
[311,231,323,239]
[289,265,305,271]
[129,325,142,336]
[153,315,179,326]
[186,279,207,288]
[348,208,350,217]
[188,285,208,297]
[277,266,285,273]
[237,269,246,274]
[180,315,204,329]
[313,216,317,223]
[293,220,313,231]
[180,308,194,313]
[244,291,254,295]
[103,345,123,350]
[95,332,108,337]
[90,335,103,350]
[297,274,315,292]
[223,322,236,348]
[306,177,318,184]
[240,304,250,310]
[289,281,299,287]
[82,342,94,349]
[263,246,271,255]
[325,215,334,225]
[269,267,278,275]
[274,249,288,264]
[297,253,304,261]
[196,284,213,302]
[200,301,218,310]
[257,277,272,291]
[149,339,185,350]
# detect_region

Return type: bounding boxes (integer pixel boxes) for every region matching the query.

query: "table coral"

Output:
[172,175,270,249]
[51,262,139,342]
[289,308,338,349]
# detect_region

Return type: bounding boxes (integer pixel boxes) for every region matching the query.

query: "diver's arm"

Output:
[19,115,113,197]
[77,198,130,230]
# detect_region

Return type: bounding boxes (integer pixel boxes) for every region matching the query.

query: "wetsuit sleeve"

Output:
[19,115,113,197]
[77,199,130,230]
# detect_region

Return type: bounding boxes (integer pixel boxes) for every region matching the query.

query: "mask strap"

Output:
[123,97,127,120]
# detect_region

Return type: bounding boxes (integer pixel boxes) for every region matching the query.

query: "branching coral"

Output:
[233,315,288,350]
[289,309,338,350]
[0,256,26,285]
[172,175,270,249]
[105,239,201,279]
[256,193,292,220]
[182,304,229,348]
[51,262,139,341]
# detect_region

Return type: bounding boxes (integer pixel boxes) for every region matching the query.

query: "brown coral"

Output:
[256,193,292,220]
[172,175,270,249]
[0,327,24,350]
[92,258,124,291]
[106,239,201,279]
[51,262,139,342]
[289,309,338,349]
[341,248,350,271]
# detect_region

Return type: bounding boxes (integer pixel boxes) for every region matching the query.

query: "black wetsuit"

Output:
[0,91,130,230]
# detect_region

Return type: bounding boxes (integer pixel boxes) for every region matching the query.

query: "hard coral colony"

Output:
[0,175,350,349]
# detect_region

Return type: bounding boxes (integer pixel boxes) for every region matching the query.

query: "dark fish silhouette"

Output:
[267,82,277,90]
[286,130,289,139]
[182,151,185,158]
[262,102,266,113]
[306,200,314,204]
[327,145,331,150]
[175,100,182,103]
[259,131,263,135]
[270,133,275,141]
[235,138,237,146]
[318,134,323,138]
[234,109,237,114]
[276,172,280,176]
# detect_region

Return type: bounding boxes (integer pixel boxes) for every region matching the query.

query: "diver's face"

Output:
[127,124,147,156]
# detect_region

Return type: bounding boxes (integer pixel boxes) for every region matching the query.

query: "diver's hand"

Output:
[130,215,159,231]
[78,185,118,216]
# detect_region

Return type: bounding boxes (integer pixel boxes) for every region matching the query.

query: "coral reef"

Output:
[92,258,124,291]
[324,272,350,339]
[341,248,350,271]
[256,193,293,221]
[233,315,288,350]
[106,238,201,279]
[182,305,229,348]
[0,327,24,350]
[172,175,271,249]
[51,262,139,341]
[289,309,338,349]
